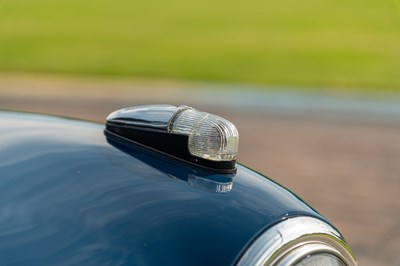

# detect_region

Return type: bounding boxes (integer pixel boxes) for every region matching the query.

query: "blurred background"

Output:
[1,0,400,265]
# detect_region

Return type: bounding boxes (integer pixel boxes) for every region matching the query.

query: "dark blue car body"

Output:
[0,111,330,265]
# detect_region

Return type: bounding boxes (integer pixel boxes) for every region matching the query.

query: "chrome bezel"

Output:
[236,216,357,266]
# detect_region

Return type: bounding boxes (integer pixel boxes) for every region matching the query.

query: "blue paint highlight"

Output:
[0,112,325,265]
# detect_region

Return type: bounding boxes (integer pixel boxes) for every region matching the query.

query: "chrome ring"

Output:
[236,216,357,266]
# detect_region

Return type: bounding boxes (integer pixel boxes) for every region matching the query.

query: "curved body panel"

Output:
[0,111,325,265]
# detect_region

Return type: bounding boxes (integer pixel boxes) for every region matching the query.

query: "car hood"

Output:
[0,111,323,266]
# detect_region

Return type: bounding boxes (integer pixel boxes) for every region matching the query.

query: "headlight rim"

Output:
[235,216,357,266]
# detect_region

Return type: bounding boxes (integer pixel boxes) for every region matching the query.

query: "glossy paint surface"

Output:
[0,111,324,266]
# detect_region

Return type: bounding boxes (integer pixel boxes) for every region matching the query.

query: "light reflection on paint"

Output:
[187,175,233,193]
[0,111,320,266]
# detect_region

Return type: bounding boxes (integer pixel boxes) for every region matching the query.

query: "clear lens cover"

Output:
[169,107,239,161]
[295,253,345,266]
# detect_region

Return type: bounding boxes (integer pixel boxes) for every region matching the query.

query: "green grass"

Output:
[1,0,400,91]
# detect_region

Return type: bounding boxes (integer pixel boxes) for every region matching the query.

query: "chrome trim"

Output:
[236,216,357,266]
[278,244,345,266]
[106,105,178,129]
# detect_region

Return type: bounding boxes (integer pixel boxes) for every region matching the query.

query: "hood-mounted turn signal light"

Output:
[105,105,239,173]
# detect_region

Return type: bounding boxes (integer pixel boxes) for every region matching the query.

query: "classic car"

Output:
[0,104,357,265]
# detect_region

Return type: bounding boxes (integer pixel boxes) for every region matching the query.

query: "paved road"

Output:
[1,75,400,265]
